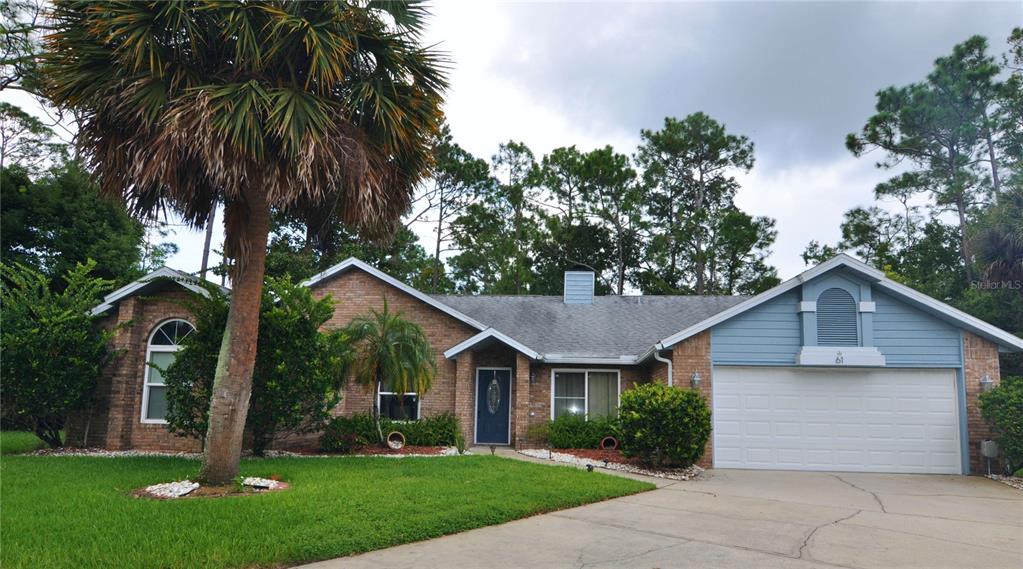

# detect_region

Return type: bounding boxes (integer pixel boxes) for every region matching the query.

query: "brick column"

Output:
[963,332,1001,474]
[105,297,145,450]
[513,353,531,447]
[453,350,476,445]
[671,331,714,468]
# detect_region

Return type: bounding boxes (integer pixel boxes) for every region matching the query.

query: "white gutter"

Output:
[652,345,673,387]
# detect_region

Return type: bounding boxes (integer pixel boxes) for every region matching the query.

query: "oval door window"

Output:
[486,378,501,414]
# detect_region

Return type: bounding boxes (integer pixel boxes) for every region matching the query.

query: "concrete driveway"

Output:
[303,469,1023,569]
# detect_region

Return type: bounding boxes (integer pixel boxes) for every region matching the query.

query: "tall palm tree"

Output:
[346,301,435,443]
[43,1,447,483]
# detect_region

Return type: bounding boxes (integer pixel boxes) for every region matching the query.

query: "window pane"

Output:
[553,397,586,419]
[554,372,585,397]
[381,394,419,420]
[587,372,618,418]
[147,352,177,385]
[146,385,168,420]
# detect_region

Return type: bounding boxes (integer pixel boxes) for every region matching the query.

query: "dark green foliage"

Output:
[979,376,1023,473]
[634,113,775,295]
[1,162,146,286]
[618,383,712,467]
[346,302,436,443]
[164,277,350,455]
[547,414,620,449]
[265,217,441,290]
[0,261,115,447]
[320,413,460,452]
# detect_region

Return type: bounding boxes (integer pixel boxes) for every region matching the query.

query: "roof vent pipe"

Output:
[653,348,673,387]
[563,269,595,304]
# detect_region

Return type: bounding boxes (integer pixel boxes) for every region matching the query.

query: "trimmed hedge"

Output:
[547,414,620,449]
[618,383,711,466]
[321,413,460,452]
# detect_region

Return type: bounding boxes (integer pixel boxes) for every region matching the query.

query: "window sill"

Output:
[797,346,886,367]
[140,419,169,425]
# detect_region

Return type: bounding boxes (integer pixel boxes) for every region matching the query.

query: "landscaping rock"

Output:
[518,448,704,481]
[988,474,1023,491]
[242,477,283,490]
[144,480,199,498]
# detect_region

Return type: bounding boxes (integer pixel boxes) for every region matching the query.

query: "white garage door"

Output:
[713,367,962,474]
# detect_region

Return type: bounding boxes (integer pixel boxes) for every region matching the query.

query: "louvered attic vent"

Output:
[816,288,858,346]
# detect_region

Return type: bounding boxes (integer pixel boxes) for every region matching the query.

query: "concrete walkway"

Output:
[301,464,1023,569]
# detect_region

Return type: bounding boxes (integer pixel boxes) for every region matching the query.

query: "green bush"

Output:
[164,276,351,455]
[979,375,1023,473]
[547,414,620,449]
[321,413,460,452]
[618,383,711,466]
[526,422,550,447]
[0,261,115,448]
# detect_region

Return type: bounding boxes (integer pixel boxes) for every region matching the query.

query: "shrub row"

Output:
[533,383,712,467]
[547,414,620,449]
[321,412,460,453]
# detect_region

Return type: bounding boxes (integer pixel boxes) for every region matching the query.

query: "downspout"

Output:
[652,344,673,387]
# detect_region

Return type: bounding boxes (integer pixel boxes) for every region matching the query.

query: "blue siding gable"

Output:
[712,289,801,365]
[873,290,961,367]
[710,268,963,368]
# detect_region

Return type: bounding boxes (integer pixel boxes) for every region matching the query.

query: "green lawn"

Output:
[0,431,47,455]
[1,455,652,569]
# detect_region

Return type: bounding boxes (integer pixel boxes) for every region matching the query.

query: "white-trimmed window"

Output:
[142,319,194,423]
[552,370,620,420]
[378,378,420,421]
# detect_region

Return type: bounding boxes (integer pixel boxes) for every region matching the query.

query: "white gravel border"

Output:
[518,449,703,481]
[987,474,1023,491]
[32,447,469,459]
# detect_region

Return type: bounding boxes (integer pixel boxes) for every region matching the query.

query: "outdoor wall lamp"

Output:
[691,371,702,389]
[979,374,994,392]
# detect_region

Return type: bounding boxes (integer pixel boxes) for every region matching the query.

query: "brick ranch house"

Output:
[66,254,1022,475]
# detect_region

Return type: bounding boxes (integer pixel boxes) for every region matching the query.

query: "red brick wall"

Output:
[963,331,1002,474]
[670,331,714,468]
[310,269,480,423]
[67,287,202,452]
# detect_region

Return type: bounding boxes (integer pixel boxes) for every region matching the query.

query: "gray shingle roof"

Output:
[431,294,749,358]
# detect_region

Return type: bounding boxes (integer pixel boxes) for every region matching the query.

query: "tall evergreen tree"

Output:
[847,35,1004,276]
[408,125,493,292]
[634,113,771,294]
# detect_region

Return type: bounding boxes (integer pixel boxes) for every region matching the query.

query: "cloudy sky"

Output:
[6,1,1019,282]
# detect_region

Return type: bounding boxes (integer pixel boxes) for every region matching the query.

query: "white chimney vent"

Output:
[564,270,595,304]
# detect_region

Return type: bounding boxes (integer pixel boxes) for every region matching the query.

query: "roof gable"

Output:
[657,254,1023,352]
[301,258,487,331]
[91,267,221,316]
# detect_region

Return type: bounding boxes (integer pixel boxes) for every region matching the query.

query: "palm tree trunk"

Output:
[199,209,215,281]
[199,189,271,484]
[373,378,384,444]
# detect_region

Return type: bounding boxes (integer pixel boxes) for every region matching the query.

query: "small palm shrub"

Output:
[321,413,460,452]
[979,376,1023,473]
[547,414,620,449]
[619,383,711,466]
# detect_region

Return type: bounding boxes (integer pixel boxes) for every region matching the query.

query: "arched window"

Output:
[816,288,858,346]
[142,319,194,423]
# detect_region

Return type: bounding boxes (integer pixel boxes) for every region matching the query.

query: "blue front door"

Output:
[476,369,511,444]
